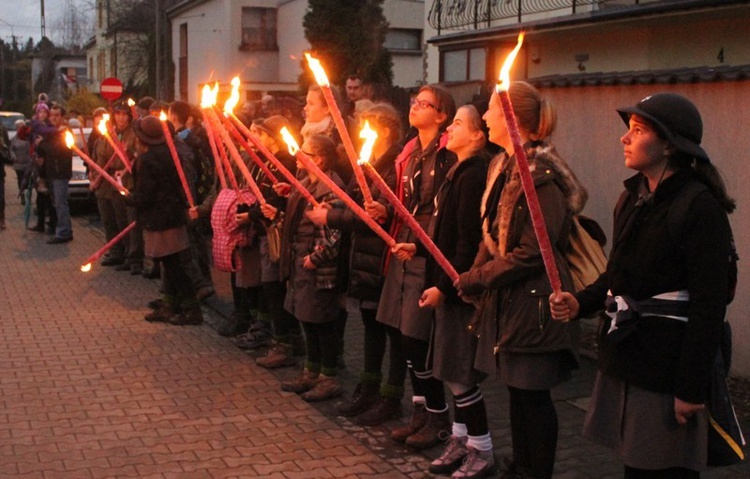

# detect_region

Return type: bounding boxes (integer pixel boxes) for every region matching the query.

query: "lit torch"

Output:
[97,115,131,172]
[495,32,561,294]
[305,53,373,203]
[80,221,136,272]
[159,111,195,208]
[201,86,266,206]
[280,127,394,246]
[65,131,128,196]
[221,77,279,184]
[127,98,138,118]
[356,122,459,283]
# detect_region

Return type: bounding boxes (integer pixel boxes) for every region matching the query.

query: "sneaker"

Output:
[27,224,45,233]
[281,369,319,394]
[337,382,379,417]
[429,435,468,474]
[169,307,204,326]
[256,342,297,369]
[234,328,272,349]
[301,375,342,402]
[356,396,403,426]
[452,446,496,479]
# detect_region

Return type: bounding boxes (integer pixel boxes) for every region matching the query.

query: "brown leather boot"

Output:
[390,402,427,443]
[280,369,319,394]
[337,382,379,417]
[144,304,177,322]
[356,396,403,426]
[405,409,450,449]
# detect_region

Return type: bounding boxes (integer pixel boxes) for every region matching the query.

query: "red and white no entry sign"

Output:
[100,77,124,101]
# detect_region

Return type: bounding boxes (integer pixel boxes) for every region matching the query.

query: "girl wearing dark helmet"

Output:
[550,93,735,478]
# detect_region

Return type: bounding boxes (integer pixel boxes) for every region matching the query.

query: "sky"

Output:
[0,0,92,45]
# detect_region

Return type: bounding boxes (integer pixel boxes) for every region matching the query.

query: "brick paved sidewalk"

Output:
[1,169,748,478]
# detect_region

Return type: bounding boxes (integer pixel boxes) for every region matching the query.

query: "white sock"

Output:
[467,433,493,452]
[452,422,468,437]
[412,395,426,405]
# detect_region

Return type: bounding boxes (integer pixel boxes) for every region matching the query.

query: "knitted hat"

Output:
[617,93,709,162]
[133,116,165,145]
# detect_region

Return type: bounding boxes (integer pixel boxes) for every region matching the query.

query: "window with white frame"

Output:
[442,47,486,82]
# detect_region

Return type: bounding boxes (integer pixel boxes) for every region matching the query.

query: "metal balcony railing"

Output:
[428,0,649,31]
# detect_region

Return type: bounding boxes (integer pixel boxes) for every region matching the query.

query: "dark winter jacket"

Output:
[326,144,398,302]
[36,128,72,181]
[458,142,586,368]
[576,170,730,404]
[424,154,489,301]
[129,143,188,231]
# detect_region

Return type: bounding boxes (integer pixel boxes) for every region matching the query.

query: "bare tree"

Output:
[52,0,95,50]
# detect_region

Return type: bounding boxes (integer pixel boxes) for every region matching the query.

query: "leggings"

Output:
[361,308,406,389]
[508,386,558,479]
[301,320,339,376]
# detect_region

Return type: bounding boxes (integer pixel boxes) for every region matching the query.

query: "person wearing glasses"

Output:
[369,84,457,449]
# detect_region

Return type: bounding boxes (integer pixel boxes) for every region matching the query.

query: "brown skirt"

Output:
[498,350,574,391]
[582,371,707,470]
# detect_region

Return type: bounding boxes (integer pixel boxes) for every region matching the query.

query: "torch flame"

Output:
[357,121,378,165]
[280,127,299,155]
[497,32,525,93]
[200,82,220,108]
[97,117,108,135]
[305,53,330,87]
[64,130,75,148]
[224,76,240,114]
[81,263,92,272]
[159,110,167,122]
[127,98,135,107]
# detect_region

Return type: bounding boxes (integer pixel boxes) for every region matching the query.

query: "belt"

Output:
[605,290,689,342]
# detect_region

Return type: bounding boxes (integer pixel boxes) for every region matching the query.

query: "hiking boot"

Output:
[356,396,403,426]
[281,369,319,394]
[169,307,204,326]
[430,435,469,475]
[391,402,427,443]
[337,382,379,417]
[405,409,451,449]
[130,263,143,275]
[256,341,298,369]
[144,304,177,322]
[301,375,342,402]
[452,446,496,479]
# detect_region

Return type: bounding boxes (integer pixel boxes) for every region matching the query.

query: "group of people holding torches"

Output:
[74,44,735,477]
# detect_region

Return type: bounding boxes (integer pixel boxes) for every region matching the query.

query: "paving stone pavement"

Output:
[1,169,748,478]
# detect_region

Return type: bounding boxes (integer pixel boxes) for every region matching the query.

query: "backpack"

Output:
[665,181,738,305]
[565,215,608,292]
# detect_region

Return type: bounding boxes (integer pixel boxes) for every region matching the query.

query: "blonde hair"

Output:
[509,81,556,141]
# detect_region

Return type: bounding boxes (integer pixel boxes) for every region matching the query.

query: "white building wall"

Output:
[171,0,428,103]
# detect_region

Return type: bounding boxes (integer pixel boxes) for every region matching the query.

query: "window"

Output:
[442,48,486,82]
[385,29,422,52]
[240,7,277,50]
